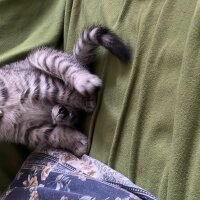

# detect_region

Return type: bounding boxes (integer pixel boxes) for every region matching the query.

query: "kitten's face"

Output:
[51,105,79,127]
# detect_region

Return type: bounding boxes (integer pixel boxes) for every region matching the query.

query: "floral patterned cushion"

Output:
[1,149,157,200]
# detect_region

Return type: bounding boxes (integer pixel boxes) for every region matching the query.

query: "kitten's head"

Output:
[51,105,79,127]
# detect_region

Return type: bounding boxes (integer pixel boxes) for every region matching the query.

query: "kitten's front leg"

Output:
[50,78,97,112]
[25,124,88,157]
[29,48,102,95]
[46,126,88,157]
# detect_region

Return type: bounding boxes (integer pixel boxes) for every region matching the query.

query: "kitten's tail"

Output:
[73,26,131,65]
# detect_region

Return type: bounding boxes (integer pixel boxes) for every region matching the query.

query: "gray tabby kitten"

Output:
[0,26,130,156]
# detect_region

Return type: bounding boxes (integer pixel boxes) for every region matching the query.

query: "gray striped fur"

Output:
[0,26,130,156]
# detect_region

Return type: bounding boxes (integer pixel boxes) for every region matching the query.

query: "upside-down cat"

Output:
[0,26,130,156]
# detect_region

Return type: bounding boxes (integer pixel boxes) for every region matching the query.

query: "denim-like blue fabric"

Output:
[1,151,157,200]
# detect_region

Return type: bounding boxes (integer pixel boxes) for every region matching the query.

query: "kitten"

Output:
[0,26,130,156]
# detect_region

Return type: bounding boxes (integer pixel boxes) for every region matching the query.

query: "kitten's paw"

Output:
[72,134,88,157]
[75,74,102,95]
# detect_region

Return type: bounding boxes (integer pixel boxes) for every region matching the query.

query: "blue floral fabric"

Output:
[1,149,157,200]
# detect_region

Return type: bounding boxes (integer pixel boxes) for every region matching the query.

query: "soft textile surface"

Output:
[1,149,156,200]
[1,0,200,199]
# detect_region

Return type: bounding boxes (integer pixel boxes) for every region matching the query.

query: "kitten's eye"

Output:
[59,107,69,116]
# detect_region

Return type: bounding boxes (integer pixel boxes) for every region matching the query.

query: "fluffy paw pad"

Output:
[75,74,102,95]
[72,136,88,157]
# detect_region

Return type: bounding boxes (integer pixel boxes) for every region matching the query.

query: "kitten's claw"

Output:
[75,74,102,95]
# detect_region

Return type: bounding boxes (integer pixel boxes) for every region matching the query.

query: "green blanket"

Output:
[1,0,200,199]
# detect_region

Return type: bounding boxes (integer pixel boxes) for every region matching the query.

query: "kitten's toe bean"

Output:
[72,135,88,157]
[75,74,102,95]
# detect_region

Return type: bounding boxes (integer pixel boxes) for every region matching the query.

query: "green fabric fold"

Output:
[64,1,200,199]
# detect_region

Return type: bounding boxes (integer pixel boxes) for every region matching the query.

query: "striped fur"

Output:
[0,26,130,156]
[73,26,130,65]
